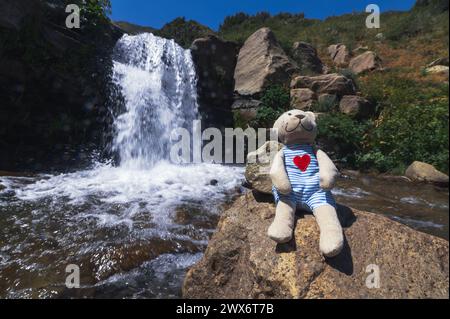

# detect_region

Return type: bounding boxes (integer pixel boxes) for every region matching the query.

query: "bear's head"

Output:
[273,109,317,145]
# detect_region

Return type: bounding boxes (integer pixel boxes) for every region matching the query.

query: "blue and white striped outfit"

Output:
[273,144,336,211]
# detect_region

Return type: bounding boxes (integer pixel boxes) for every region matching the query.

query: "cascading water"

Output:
[0,33,244,298]
[111,33,199,169]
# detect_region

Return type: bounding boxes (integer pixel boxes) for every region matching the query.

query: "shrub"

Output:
[317,113,372,167]
[252,86,290,128]
[359,100,449,174]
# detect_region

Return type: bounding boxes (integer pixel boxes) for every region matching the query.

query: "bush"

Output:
[359,100,449,174]
[252,86,290,128]
[317,113,372,167]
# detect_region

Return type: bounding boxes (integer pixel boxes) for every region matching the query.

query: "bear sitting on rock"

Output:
[269,109,344,258]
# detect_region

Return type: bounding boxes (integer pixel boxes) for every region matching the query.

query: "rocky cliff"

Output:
[183,192,449,299]
[0,0,123,171]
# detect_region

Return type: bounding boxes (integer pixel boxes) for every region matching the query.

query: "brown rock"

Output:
[291,73,356,97]
[231,99,262,122]
[183,192,449,299]
[349,51,383,74]
[234,28,299,97]
[405,162,449,186]
[291,42,324,74]
[328,44,351,67]
[339,95,375,118]
[245,141,283,195]
[290,88,316,110]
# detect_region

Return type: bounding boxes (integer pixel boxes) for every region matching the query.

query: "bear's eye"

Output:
[288,113,292,116]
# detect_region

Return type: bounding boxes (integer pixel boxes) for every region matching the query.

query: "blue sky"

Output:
[110,0,417,30]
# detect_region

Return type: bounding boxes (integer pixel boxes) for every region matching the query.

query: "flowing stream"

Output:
[0,33,448,299]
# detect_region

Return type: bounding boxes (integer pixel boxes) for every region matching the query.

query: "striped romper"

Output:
[273,144,336,211]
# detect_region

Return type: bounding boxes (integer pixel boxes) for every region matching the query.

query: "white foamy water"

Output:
[2,33,244,229]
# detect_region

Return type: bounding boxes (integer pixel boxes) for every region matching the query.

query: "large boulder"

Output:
[290,88,316,110]
[190,35,239,128]
[291,73,357,97]
[245,141,283,195]
[291,42,324,74]
[328,44,351,67]
[405,162,449,186]
[339,95,375,118]
[183,192,449,299]
[234,28,299,97]
[349,51,383,74]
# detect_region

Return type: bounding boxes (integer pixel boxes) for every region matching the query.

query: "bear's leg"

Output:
[268,199,296,244]
[313,205,344,258]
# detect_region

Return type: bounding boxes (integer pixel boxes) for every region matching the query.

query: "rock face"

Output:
[231,99,262,122]
[290,88,316,110]
[405,162,449,186]
[328,44,351,67]
[339,95,375,118]
[291,73,357,97]
[291,42,324,74]
[191,35,239,129]
[183,192,449,299]
[245,141,283,195]
[0,0,123,171]
[349,51,383,74]
[234,28,299,97]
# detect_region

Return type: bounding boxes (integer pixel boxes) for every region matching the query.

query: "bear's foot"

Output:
[268,200,295,244]
[314,205,344,258]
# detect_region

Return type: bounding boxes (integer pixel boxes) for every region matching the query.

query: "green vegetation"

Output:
[219,0,448,51]
[114,21,156,34]
[358,76,449,174]
[156,17,216,48]
[252,86,290,128]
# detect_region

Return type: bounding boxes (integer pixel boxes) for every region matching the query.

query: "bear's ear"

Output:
[305,111,316,121]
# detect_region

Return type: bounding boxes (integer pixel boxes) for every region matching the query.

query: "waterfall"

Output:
[111,33,199,169]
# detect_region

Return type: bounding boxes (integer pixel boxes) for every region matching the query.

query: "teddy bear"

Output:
[268,109,344,258]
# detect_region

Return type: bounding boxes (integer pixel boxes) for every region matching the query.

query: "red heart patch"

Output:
[293,155,311,172]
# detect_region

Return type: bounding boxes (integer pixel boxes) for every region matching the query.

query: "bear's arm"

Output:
[316,149,339,190]
[270,149,292,195]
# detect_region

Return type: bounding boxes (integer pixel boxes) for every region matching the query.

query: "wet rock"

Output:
[234,28,299,97]
[245,141,283,195]
[405,162,449,186]
[291,42,324,74]
[290,88,316,110]
[0,184,5,191]
[349,51,383,74]
[90,239,194,282]
[339,95,375,118]
[291,73,357,97]
[183,192,449,299]
[328,44,351,67]
[210,179,219,186]
[191,35,239,128]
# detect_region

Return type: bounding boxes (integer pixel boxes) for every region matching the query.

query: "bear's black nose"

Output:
[295,114,306,120]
